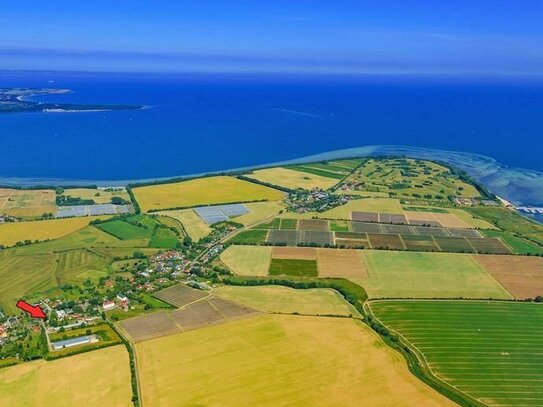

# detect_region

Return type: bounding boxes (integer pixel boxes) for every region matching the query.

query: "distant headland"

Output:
[0,88,143,113]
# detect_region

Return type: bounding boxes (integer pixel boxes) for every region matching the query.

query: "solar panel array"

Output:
[56,204,133,218]
[194,203,250,224]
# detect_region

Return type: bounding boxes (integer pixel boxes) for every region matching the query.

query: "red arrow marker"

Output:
[16,300,46,319]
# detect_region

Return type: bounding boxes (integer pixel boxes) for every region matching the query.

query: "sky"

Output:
[1,1,543,75]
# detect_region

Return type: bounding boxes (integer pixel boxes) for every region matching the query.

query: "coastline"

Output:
[1,145,543,209]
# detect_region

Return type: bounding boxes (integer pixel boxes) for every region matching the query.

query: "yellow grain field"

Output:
[133,176,285,212]
[0,346,132,407]
[246,167,338,190]
[0,216,111,247]
[136,314,455,407]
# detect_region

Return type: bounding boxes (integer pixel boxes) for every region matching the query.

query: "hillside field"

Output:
[0,345,132,407]
[136,314,454,407]
[370,300,543,407]
[133,176,284,212]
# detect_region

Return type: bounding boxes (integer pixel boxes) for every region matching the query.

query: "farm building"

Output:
[51,335,97,351]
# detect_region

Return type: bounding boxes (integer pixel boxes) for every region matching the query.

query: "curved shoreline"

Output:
[1,144,543,207]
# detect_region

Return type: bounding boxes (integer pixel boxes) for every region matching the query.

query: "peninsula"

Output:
[0,88,143,113]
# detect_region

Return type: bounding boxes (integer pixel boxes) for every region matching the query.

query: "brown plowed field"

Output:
[474,255,543,299]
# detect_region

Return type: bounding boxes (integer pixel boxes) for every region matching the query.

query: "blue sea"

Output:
[1,71,543,181]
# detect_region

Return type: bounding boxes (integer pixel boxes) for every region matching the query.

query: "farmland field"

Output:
[62,188,130,204]
[233,201,284,226]
[228,228,269,244]
[317,248,368,282]
[321,197,404,218]
[474,255,543,299]
[271,246,317,260]
[120,298,257,342]
[0,188,56,217]
[0,216,110,247]
[269,258,318,277]
[156,209,211,241]
[153,283,209,307]
[133,176,284,212]
[245,167,339,190]
[0,253,58,313]
[285,159,363,180]
[96,218,154,240]
[214,285,360,316]
[370,300,543,407]
[0,345,131,407]
[136,314,454,407]
[220,245,272,276]
[361,251,512,299]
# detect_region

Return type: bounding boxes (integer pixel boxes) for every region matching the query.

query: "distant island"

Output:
[0,88,143,113]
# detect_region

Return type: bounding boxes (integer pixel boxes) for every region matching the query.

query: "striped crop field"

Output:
[370,300,543,407]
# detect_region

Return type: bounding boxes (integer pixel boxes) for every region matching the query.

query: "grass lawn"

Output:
[220,245,272,276]
[245,167,339,190]
[133,176,285,212]
[136,314,454,407]
[371,300,543,407]
[0,216,110,247]
[0,346,132,407]
[214,285,360,316]
[361,250,512,299]
[269,258,318,277]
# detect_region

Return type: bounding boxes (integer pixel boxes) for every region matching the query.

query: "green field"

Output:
[214,285,360,316]
[97,218,153,240]
[361,251,512,299]
[285,159,364,180]
[268,258,318,277]
[467,207,543,245]
[149,227,178,248]
[370,300,543,407]
[228,229,269,244]
[482,229,543,255]
[136,314,454,407]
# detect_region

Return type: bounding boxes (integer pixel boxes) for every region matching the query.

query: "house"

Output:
[116,294,129,303]
[102,300,116,311]
[56,309,67,319]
